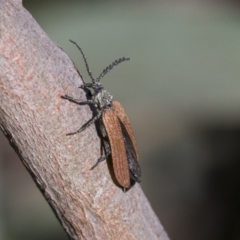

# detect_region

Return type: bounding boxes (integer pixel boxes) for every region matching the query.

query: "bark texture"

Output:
[0,1,170,239]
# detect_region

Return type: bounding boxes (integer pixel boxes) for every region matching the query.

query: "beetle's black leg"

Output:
[79,85,93,98]
[80,83,92,89]
[67,110,103,135]
[90,122,111,169]
[90,140,111,170]
[61,95,94,105]
[90,152,108,170]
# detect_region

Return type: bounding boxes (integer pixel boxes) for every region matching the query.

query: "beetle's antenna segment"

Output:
[69,39,96,82]
[96,57,130,82]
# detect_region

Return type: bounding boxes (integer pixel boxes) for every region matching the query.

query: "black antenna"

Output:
[69,39,95,83]
[96,57,130,82]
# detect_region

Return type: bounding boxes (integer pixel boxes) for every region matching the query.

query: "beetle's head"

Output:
[92,81,103,93]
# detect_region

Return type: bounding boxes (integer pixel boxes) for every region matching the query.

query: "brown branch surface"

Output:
[0,1,170,239]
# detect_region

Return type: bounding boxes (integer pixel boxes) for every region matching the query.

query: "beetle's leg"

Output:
[90,122,111,170]
[79,83,92,89]
[79,84,93,97]
[90,140,111,170]
[90,152,108,170]
[61,95,94,105]
[67,110,102,135]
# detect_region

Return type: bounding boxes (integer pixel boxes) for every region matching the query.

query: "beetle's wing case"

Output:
[102,109,130,188]
[112,101,139,161]
[118,121,141,184]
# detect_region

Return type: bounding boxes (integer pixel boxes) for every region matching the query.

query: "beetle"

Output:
[62,40,141,191]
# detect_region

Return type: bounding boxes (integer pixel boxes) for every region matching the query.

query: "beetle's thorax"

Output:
[94,87,113,109]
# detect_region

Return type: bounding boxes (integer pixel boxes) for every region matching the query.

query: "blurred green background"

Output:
[1,0,240,239]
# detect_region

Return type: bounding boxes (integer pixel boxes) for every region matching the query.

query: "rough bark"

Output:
[0,1,169,239]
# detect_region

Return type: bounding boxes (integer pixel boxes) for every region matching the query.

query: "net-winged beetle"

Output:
[62,40,141,191]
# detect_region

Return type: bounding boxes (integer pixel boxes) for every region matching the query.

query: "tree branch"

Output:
[0,1,169,239]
